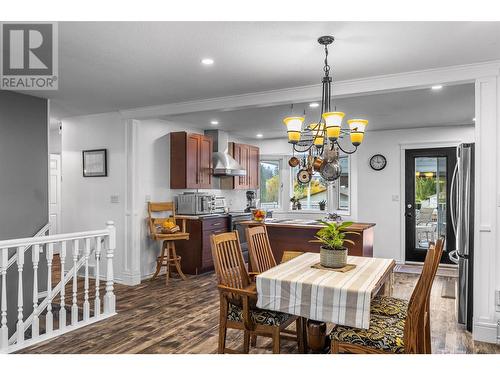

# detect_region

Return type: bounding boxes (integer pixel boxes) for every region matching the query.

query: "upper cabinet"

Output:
[170,132,213,189]
[221,142,260,190]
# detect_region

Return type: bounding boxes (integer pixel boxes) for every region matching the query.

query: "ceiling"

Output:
[23,21,499,121]
[163,83,475,139]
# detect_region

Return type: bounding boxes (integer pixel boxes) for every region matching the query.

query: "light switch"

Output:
[110,195,120,204]
[392,195,399,202]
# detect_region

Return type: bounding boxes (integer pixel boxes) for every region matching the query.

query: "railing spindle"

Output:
[45,243,54,334]
[59,241,66,330]
[83,238,90,321]
[32,244,40,338]
[71,240,79,325]
[104,222,116,314]
[1,248,8,349]
[16,246,24,345]
[94,237,101,317]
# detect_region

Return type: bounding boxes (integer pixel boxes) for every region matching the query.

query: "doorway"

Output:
[49,154,62,236]
[405,147,457,263]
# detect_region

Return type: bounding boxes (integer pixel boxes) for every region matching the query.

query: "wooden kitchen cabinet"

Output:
[170,131,213,189]
[220,142,260,190]
[248,145,260,189]
[174,216,230,274]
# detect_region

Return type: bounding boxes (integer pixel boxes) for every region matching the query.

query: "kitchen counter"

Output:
[175,214,229,220]
[239,219,375,231]
[240,219,376,260]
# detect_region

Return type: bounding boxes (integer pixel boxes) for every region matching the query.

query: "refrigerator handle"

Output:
[450,162,458,235]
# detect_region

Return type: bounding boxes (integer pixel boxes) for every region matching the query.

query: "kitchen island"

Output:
[240,219,375,261]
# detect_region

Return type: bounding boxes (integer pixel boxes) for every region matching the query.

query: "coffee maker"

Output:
[244,190,257,213]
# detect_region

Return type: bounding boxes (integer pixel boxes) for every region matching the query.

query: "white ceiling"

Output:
[163,83,475,139]
[25,21,499,121]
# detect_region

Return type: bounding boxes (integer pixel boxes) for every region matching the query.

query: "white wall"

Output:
[135,119,252,278]
[49,128,62,154]
[356,125,474,261]
[61,112,127,282]
[255,125,475,262]
[61,114,255,283]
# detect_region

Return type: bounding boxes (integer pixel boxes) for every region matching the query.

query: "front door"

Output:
[405,147,457,263]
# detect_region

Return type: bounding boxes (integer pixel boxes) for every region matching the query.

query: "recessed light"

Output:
[210,120,219,125]
[431,85,443,91]
[201,58,214,65]
[309,102,320,108]
[472,117,476,122]
[256,133,263,138]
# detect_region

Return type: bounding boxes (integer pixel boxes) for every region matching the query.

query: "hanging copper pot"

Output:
[288,156,300,167]
[313,156,323,172]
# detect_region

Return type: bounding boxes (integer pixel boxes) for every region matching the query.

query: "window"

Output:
[338,156,349,210]
[258,154,350,213]
[260,160,281,209]
[291,166,328,210]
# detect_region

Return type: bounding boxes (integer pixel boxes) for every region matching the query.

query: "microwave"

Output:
[176,193,217,215]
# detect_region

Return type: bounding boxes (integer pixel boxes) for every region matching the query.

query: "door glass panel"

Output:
[414,157,447,249]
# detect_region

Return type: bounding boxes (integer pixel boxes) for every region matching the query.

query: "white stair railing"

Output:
[0,221,116,353]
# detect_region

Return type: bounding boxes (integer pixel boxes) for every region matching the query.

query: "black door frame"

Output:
[405,147,457,263]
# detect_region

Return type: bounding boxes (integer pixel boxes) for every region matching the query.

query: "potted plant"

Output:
[290,196,298,210]
[310,221,359,268]
[318,199,326,211]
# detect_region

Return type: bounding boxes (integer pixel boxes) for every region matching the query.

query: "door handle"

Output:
[405,212,413,218]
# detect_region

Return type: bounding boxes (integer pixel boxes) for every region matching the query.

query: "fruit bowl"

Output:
[251,209,266,222]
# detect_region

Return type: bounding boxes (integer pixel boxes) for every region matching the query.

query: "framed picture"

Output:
[83,149,108,177]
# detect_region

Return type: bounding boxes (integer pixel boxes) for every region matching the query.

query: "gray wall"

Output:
[0,90,48,336]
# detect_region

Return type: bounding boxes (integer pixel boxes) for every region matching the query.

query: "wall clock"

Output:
[369,154,387,171]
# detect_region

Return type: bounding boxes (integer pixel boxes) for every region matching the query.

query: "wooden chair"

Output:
[211,231,304,354]
[369,238,444,353]
[246,225,277,273]
[330,238,444,354]
[148,202,189,284]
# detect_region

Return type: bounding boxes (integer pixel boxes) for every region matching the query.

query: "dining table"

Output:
[256,252,396,331]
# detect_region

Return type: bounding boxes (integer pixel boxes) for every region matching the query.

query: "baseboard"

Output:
[141,269,167,281]
[115,271,141,286]
[473,321,499,344]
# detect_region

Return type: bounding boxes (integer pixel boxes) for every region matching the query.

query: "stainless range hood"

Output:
[204,129,246,177]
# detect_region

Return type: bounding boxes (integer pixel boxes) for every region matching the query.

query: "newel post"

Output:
[104,221,116,314]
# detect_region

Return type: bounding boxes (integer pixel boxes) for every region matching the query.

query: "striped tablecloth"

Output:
[256,253,395,329]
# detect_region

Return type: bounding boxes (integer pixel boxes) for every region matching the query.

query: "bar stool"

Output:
[148,201,189,284]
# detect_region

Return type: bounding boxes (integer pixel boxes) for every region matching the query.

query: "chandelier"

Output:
[283,36,368,183]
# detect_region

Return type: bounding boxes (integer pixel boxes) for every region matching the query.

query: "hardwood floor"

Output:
[19,269,500,354]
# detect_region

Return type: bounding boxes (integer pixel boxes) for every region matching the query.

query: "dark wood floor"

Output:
[19,269,500,354]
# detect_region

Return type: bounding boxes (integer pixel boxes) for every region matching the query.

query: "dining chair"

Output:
[369,237,444,353]
[211,231,304,354]
[329,238,444,354]
[148,201,189,284]
[246,225,277,273]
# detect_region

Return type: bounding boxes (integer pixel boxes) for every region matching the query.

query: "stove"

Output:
[228,211,252,262]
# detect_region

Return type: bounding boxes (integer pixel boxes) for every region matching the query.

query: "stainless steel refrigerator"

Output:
[449,143,474,332]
